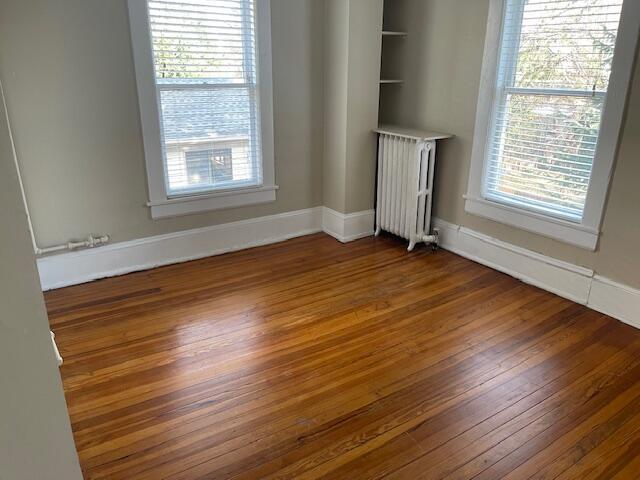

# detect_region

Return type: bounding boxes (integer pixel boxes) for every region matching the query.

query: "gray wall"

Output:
[0,0,324,246]
[1,0,638,290]
[322,0,350,213]
[323,0,383,214]
[380,0,640,289]
[344,0,384,213]
[0,82,82,479]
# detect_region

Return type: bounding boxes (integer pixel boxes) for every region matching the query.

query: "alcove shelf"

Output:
[379,1,406,89]
[382,30,407,37]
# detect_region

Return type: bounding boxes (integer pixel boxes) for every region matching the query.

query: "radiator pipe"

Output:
[50,331,63,366]
[1,76,110,256]
[422,233,439,244]
[36,235,111,255]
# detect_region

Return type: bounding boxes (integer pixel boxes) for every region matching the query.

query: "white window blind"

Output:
[485,0,624,221]
[148,0,262,196]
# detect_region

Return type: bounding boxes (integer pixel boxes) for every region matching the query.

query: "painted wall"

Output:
[323,0,383,214]
[0,84,82,479]
[345,0,384,214]
[2,0,638,289]
[322,0,350,213]
[380,0,640,289]
[0,0,324,246]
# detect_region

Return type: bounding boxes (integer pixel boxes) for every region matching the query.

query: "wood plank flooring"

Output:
[45,233,640,479]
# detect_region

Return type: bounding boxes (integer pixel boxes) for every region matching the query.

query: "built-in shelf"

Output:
[380,79,403,84]
[382,31,407,37]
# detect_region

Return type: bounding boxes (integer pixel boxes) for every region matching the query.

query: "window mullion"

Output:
[504,86,604,98]
[156,82,252,91]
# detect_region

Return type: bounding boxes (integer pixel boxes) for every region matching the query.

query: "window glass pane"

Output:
[513,1,623,90]
[148,0,261,195]
[185,149,213,185]
[184,148,233,186]
[485,0,623,221]
[487,93,603,219]
[160,86,258,192]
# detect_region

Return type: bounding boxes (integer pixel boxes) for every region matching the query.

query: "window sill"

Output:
[148,185,278,219]
[464,195,599,250]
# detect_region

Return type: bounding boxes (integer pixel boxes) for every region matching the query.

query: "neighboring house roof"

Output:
[158,78,251,143]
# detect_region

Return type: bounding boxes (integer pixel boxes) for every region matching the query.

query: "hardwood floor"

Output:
[45,233,640,479]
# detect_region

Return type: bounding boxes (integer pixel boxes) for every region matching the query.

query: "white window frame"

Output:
[128,0,276,219]
[466,0,640,250]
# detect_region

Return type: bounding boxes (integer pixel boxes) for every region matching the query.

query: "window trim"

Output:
[128,0,276,219]
[466,0,640,250]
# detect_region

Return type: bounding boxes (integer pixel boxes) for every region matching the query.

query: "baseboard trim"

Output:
[588,276,640,328]
[433,217,639,329]
[37,208,639,329]
[37,206,376,290]
[37,207,323,290]
[321,207,375,243]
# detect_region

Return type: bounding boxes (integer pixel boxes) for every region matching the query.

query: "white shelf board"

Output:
[374,124,453,142]
[382,31,407,37]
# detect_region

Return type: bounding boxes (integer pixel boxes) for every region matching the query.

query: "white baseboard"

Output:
[36,207,639,330]
[588,276,640,328]
[37,207,323,290]
[433,217,640,329]
[433,218,593,303]
[321,207,375,243]
[37,206,375,290]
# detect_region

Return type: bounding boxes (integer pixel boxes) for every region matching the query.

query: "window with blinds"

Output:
[147,0,261,196]
[484,0,624,221]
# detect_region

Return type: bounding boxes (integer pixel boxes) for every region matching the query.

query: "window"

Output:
[128,0,276,218]
[466,0,639,250]
[211,149,234,182]
[185,148,233,185]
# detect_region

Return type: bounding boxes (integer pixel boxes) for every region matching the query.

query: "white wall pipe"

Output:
[1,77,110,256]
[36,235,111,255]
[2,76,110,368]
[50,331,63,366]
